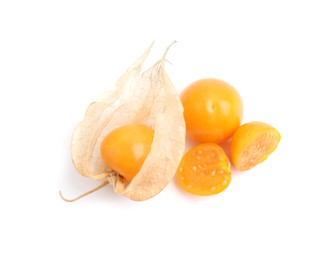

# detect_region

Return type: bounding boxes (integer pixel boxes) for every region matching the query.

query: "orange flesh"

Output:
[231,122,281,171]
[100,124,154,182]
[177,143,231,196]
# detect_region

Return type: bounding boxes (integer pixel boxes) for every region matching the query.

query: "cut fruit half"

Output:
[230,122,281,171]
[177,143,231,196]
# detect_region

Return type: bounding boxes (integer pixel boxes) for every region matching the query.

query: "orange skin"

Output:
[230,122,281,171]
[100,124,154,182]
[181,78,243,143]
[177,143,231,196]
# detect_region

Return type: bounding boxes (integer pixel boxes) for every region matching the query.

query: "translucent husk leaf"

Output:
[70,42,186,201]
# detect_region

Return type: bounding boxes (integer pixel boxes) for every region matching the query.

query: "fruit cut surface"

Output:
[230,122,281,171]
[177,143,231,196]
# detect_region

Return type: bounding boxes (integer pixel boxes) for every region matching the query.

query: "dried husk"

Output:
[70,43,186,201]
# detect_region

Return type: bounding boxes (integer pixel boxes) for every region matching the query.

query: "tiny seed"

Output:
[180,176,185,181]
[197,150,203,155]
[196,156,202,160]
[211,170,216,176]
[186,184,192,189]
[179,167,183,173]
[210,152,216,158]
[210,186,216,191]
[219,169,224,174]
[256,144,265,151]
[192,166,197,171]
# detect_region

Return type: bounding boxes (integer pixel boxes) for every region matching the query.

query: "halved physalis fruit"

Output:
[230,122,281,171]
[177,143,231,196]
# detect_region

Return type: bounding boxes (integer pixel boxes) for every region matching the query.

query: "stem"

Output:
[59,181,109,202]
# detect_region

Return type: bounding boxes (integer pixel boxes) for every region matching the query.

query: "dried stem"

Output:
[59,181,109,202]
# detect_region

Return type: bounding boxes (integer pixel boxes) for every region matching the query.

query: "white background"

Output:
[1,0,325,259]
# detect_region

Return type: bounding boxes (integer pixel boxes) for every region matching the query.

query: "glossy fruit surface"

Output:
[231,122,281,171]
[177,143,231,196]
[100,124,154,182]
[180,78,243,143]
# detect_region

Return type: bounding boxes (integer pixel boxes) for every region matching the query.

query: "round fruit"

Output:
[180,78,243,143]
[100,124,154,182]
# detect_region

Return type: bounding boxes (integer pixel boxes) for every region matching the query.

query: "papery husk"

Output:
[70,42,186,201]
